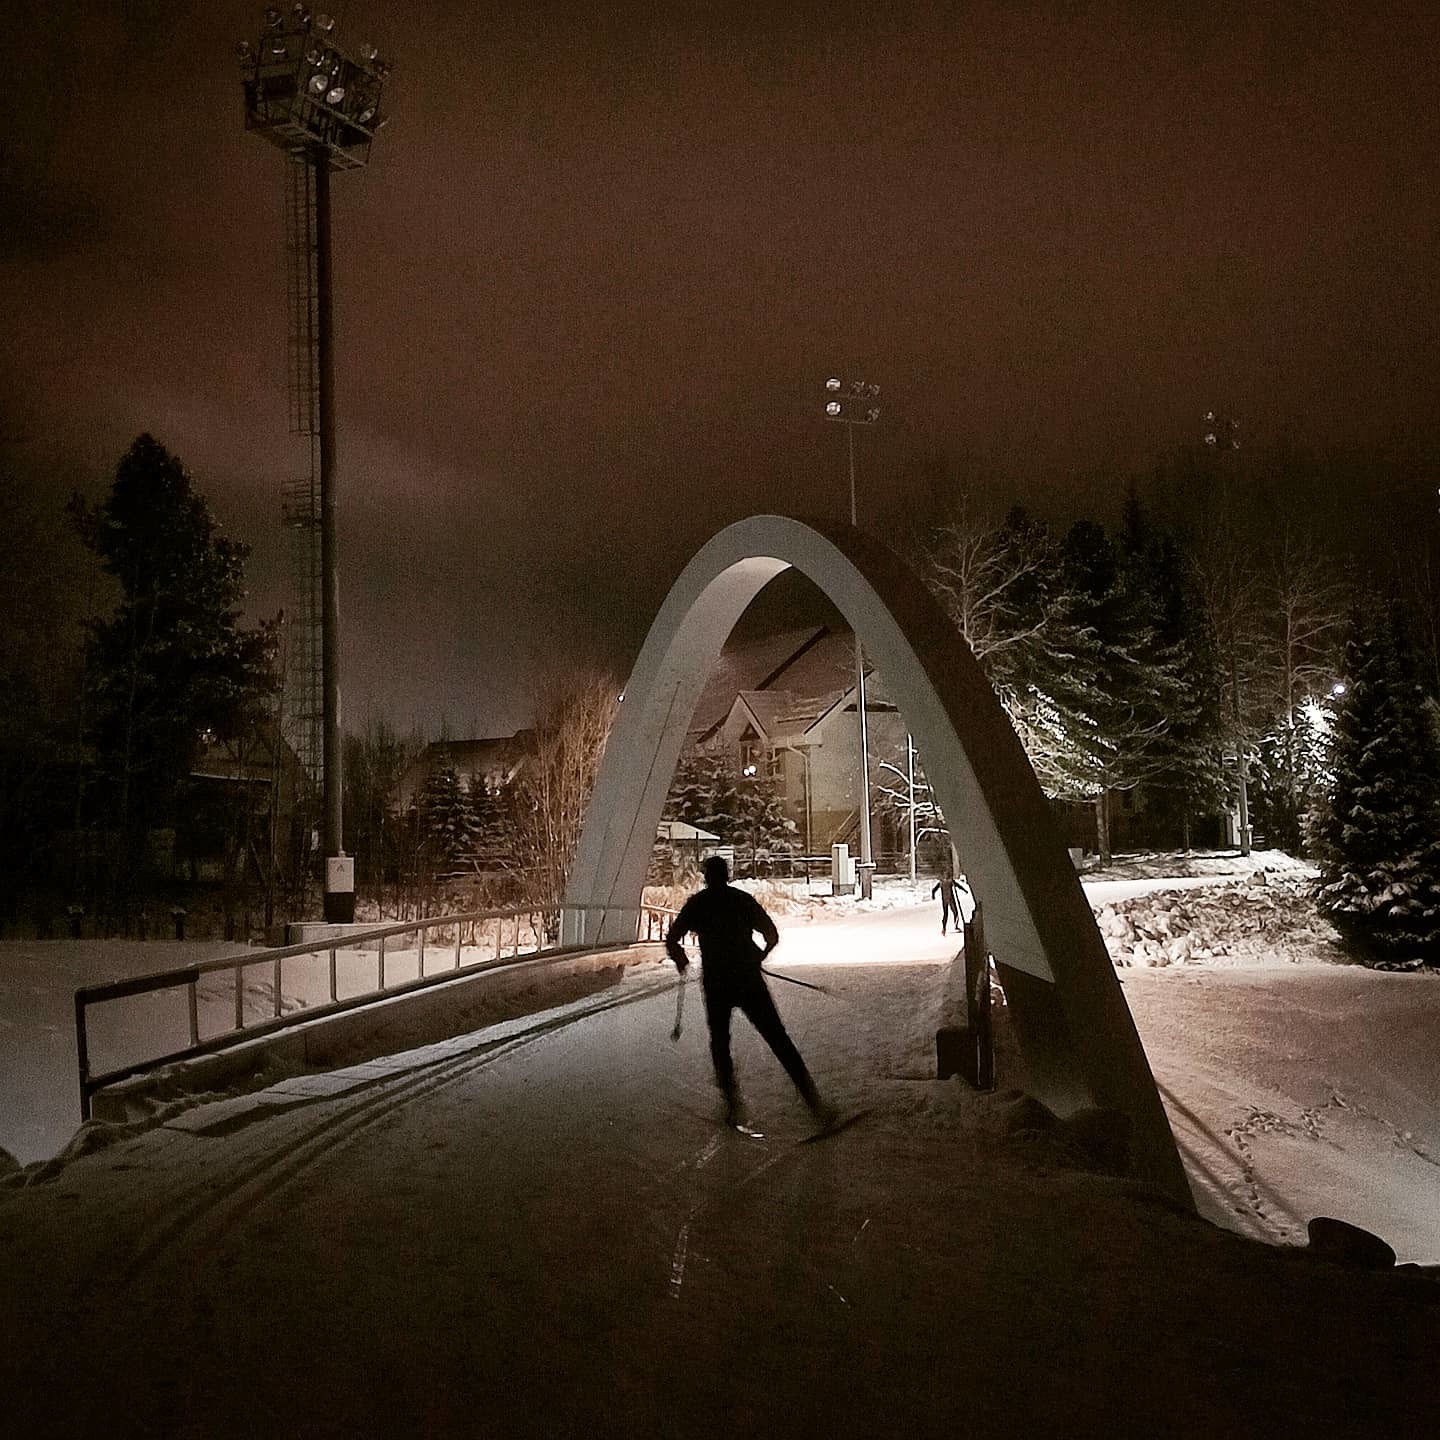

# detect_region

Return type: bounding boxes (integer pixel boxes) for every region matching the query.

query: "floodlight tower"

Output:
[824,377,881,889]
[237,5,391,923]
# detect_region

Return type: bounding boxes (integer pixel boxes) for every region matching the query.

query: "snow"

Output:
[3,851,1440,1432]
[0,922,547,1165]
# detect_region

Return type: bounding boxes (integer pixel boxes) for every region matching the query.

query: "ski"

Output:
[799,1108,872,1144]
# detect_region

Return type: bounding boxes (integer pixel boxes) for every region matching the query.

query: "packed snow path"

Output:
[3,959,1437,1438]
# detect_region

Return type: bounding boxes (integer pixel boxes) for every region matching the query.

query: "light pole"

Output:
[1204,409,1251,857]
[824,377,881,890]
[238,6,390,922]
[742,762,759,878]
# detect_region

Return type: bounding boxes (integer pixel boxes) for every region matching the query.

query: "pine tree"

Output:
[468,773,511,869]
[1312,603,1440,965]
[662,750,795,867]
[415,760,478,873]
[69,435,276,888]
[1118,495,1226,850]
[1011,516,1192,860]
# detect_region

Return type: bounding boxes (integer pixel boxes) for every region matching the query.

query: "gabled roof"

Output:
[394,732,531,810]
[691,625,861,741]
[688,625,831,736]
[800,670,899,738]
[733,690,801,738]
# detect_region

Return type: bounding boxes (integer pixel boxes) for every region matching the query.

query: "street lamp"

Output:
[238,5,391,923]
[824,377,881,891]
[742,762,758,877]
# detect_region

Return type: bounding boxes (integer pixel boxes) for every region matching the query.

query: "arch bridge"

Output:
[561,515,1189,1204]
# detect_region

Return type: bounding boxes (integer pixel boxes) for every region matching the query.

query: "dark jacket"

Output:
[665,884,779,982]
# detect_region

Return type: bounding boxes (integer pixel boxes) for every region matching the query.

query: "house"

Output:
[181,719,310,884]
[389,625,917,871]
[688,626,909,858]
[393,733,531,815]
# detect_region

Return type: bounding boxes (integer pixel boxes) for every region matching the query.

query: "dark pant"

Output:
[940,893,957,933]
[702,969,819,1110]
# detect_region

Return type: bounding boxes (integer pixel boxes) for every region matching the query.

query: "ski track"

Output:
[78,976,679,1293]
[657,1096,855,1307]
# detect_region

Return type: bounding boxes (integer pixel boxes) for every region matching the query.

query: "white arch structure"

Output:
[562,515,1190,1204]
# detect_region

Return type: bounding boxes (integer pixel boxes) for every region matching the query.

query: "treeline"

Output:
[910,440,1440,963]
[4,428,1436,964]
[0,432,623,939]
[343,674,617,925]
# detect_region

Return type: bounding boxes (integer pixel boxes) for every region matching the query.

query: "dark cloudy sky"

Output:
[4,1,1438,735]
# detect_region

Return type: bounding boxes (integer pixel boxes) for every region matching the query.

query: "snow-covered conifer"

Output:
[1312,604,1440,965]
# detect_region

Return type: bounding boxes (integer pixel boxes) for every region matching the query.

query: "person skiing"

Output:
[932,872,963,935]
[666,854,833,1131]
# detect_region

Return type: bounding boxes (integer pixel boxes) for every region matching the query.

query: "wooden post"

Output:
[964,902,994,1091]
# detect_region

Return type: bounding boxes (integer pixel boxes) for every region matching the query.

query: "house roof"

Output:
[687,625,829,735]
[394,732,531,809]
[690,625,861,740]
[421,735,531,779]
[734,690,801,737]
[729,689,846,745]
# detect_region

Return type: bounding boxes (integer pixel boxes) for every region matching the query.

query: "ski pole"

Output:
[762,967,836,998]
[671,971,686,1041]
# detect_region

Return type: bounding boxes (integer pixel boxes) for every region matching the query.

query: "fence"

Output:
[74,902,676,1121]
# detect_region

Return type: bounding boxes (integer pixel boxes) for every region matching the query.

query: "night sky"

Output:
[4,1,1438,735]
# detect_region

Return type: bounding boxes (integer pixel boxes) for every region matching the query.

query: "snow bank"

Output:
[1094,870,1345,968]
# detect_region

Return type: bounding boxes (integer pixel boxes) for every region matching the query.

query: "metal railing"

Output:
[75,902,676,1121]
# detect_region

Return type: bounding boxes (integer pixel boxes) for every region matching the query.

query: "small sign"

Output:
[326,855,354,892]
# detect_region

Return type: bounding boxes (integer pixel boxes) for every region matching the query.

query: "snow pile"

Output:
[1094,870,1343,968]
[1083,847,1311,882]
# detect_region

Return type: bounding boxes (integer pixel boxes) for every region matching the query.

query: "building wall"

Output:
[802,703,907,854]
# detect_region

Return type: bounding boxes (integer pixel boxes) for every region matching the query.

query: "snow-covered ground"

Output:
[0,926,540,1165]
[2,949,1437,1437]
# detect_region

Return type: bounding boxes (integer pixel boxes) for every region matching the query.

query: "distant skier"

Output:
[932,873,963,936]
[666,855,833,1131]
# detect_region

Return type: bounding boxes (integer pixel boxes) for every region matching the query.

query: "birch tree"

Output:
[507,671,618,917]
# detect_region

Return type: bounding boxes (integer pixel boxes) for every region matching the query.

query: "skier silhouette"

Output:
[666,855,833,1130]
[932,872,963,935]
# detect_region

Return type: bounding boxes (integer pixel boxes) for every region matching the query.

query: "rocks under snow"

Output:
[1094,873,1341,969]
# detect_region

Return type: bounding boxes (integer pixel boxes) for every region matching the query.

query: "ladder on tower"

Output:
[282,151,323,787]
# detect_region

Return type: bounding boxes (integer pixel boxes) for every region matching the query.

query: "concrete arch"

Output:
[562,515,1189,1203]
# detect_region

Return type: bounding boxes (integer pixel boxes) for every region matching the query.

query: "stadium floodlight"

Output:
[238,3,389,170]
[237,5,392,923]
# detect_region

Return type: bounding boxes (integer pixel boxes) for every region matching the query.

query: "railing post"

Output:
[234,964,245,1031]
[378,935,386,991]
[329,946,338,1003]
[273,956,283,1018]
[419,924,426,978]
[187,981,200,1047]
[455,924,462,970]
[74,990,92,1122]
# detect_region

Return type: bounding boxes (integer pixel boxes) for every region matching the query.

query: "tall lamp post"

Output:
[238,6,391,922]
[824,377,881,892]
